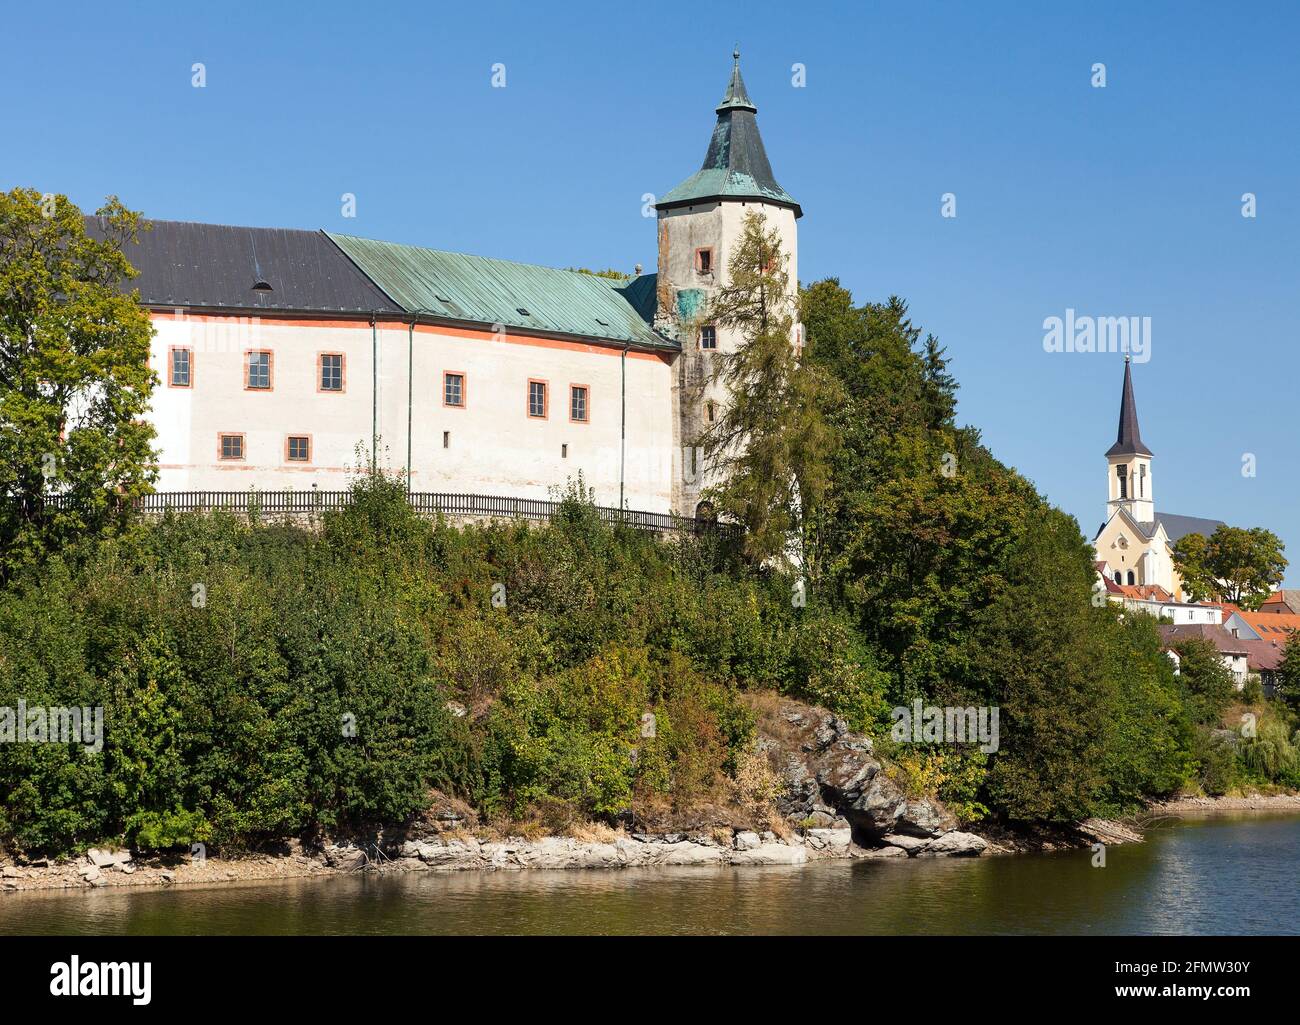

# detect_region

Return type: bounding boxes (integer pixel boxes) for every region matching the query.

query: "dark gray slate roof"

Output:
[85,217,402,314]
[1158,623,1248,656]
[1106,357,1152,457]
[658,52,800,217]
[1150,513,1225,543]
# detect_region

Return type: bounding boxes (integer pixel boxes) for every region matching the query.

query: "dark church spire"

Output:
[1105,355,1153,458]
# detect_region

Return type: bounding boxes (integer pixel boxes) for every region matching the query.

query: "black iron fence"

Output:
[42,490,729,536]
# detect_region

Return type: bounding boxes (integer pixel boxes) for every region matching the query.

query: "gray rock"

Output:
[882,833,929,854]
[730,843,808,866]
[733,831,761,851]
[852,844,908,859]
[916,831,988,857]
[1,866,17,879]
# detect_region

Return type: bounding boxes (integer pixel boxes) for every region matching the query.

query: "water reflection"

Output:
[3,813,1297,935]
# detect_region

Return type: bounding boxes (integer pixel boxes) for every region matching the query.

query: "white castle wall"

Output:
[147,311,676,512]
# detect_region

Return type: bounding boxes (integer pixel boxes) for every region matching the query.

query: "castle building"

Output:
[94,52,798,518]
[1092,357,1223,598]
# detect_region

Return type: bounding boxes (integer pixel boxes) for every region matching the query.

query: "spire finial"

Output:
[733,45,740,63]
[1125,352,1132,364]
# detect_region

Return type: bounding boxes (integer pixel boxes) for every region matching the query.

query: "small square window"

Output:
[170,347,192,387]
[528,379,547,418]
[696,248,713,274]
[287,435,310,462]
[444,372,465,407]
[319,354,343,392]
[700,326,717,350]
[246,351,272,390]
[219,434,244,460]
[570,385,588,423]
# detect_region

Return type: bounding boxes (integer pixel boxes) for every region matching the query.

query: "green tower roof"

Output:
[657,50,801,217]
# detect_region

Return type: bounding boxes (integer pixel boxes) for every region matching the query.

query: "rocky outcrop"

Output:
[761,702,975,857]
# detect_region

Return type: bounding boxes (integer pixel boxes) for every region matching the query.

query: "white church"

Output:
[1092,356,1223,599]
[97,52,799,519]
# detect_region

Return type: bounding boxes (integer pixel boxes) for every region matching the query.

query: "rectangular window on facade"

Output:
[696,247,713,274]
[528,379,548,418]
[444,372,465,407]
[219,433,244,460]
[246,350,272,390]
[286,435,310,462]
[169,347,192,387]
[319,353,344,392]
[570,385,589,423]
[700,325,717,350]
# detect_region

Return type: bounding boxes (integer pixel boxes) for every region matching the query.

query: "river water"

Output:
[3,813,1297,935]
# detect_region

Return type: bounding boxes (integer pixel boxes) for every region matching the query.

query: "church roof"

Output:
[327,233,675,352]
[657,51,801,217]
[1145,513,1225,543]
[1105,357,1152,457]
[86,217,402,314]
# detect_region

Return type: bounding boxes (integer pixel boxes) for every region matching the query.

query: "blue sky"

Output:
[4,1,1297,579]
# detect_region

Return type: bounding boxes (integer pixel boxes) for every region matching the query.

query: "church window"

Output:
[444,372,465,408]
[169,347,192,387]
[1127,571,1135,585]
[1114,571,1122,583]
[319,353,344,392]
[286,435,310,463]
[528,379,548,418]
[1116,465,1127,499]
[695,248,713,274]
[700,325,717,350]
[246,350,272,390]
[1139,464,1146,497]
[219,433,245,460]
[569,385,589,423]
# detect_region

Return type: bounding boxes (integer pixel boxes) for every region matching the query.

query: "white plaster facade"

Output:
[148,312,676,511]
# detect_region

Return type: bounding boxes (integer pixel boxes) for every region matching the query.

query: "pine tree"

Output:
[698,210,838,570]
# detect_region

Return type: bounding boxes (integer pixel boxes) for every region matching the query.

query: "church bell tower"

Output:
[1105,355,1155,524]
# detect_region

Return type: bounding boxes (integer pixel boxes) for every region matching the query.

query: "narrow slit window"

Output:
[562,444,568,458]
[443,431,450,449]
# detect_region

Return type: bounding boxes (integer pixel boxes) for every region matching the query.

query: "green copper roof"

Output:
[658,51,801,217]
[326,233,675,352]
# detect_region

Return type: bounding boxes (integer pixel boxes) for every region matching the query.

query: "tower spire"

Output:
[656,48,801,217]
[1105,356,1153,457]
[717,46,756,113]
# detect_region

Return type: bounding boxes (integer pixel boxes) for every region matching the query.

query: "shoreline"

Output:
[1146,792,1300,816]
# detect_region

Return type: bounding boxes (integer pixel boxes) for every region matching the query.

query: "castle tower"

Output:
[657,49,801,516]
[1105,355,1155,524]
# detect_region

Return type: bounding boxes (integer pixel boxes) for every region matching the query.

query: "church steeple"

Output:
[656,49,801,217]
[1105,355,1153,458]
[1105,356,1155,523]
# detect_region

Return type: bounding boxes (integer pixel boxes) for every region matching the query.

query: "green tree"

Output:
[699,210,839,568]
[0,189,156,573]
[1172,525,1287,608]
[1278,630,1300,715]
[1170,636,1237,725]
